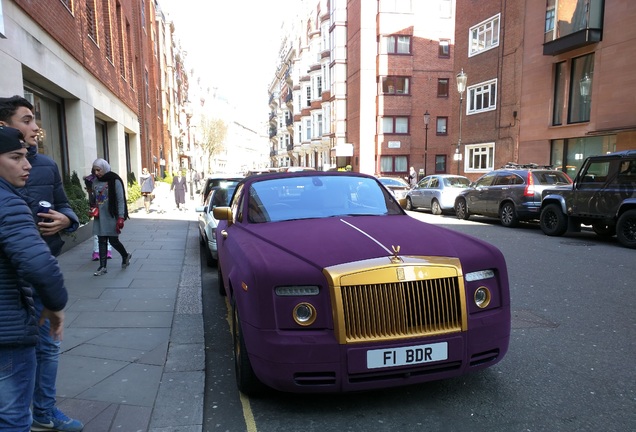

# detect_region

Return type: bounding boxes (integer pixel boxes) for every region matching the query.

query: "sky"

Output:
[158,0,295,127]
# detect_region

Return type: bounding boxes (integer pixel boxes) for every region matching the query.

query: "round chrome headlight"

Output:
[293,303,316,326]
[474,287,491,308]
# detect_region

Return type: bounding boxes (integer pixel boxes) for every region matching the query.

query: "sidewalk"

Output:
[53,197,205,432]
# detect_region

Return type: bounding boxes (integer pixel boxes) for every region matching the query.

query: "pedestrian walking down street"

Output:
[193,170,201,193]
[0,96,83,431]
[140,167,155,213]
[0,126,68,432]
[171,170,187,210]
[408,166,417,188]
[91,158,132,276]
[85,172,112,261]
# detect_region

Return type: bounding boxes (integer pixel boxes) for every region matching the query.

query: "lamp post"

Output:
[424,110,430,177]
[456,69,467,175]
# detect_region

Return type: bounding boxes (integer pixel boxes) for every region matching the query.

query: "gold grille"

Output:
[340,277,463,343]
[324,256,467,344]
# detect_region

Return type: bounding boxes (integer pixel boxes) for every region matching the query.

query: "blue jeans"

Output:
[32,292,61,417]
[0,345,36,431]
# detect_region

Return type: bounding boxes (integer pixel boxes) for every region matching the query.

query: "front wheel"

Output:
[540,203,568,236]
[616,209,636,249]
[455,198,470,220]
[232,301,264,396]
[499,202,519,227]
[405,197,415,211]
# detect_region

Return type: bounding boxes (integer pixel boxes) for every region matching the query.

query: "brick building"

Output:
[454,0,636,180]
[0,0,187,183]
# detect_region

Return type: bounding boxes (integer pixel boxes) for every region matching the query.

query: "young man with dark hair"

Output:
[0,96,83,431]
[0,126,68,431]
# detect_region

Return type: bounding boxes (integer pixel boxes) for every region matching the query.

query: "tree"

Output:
[199,115,227,158]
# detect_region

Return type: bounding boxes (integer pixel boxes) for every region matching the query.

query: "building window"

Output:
[466,143,495,172]
[436,117,448,135]
[382,116,409,134]
[116,3,125,78]
[380,155,409,174]
[305,119,312,141]
[384,35,411,54]
[141,0,146,31]
[469,14,500,56]
[435,155,447,173]
[317,114,323,136]
[438,39,450,57]
[316,76,323,95]
[437,78,449,97]
[568,53,594,124]
[381,77,410,95]
[306,86,311,107]
[102,1,113,61]
[86,0,97,42]
[553,61,565,126]
[468,79,497,114]
[144,69,150,105]
[59,0,73,12]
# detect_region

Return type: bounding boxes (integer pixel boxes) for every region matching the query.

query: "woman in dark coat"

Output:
[91,158,132,276]
[170,170,188,210]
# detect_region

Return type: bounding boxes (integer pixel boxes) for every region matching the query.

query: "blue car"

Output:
[406,175,470,214]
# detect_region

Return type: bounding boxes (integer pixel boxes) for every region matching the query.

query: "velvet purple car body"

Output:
[214,171,511,395]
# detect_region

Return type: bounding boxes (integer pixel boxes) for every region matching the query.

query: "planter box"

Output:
[60,219,93,254]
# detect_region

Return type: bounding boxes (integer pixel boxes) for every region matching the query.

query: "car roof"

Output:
[239,170,377,187]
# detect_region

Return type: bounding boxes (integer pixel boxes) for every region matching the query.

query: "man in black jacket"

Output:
[0,126,67,430]
[0,96,83,431]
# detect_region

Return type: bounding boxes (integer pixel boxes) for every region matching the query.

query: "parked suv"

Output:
[455,164,572,227]
[540,150,636,248]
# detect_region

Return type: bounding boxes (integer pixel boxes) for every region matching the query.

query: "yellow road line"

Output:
[224,297,257,432]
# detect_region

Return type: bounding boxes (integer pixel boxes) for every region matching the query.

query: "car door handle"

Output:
[221,230,228,239]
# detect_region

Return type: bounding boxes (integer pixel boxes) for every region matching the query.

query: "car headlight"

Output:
[293,302,317,326]
[474,287,491,308]
[275,285,320,296]
[465,269,495,282]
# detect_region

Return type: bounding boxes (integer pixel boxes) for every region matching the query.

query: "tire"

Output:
[232,301,264,396]
[592,222,616,237]
[406,197,414,211]
[431,199,442,215]
[499,202,519,227]
[540,203,568,236]
[455,198,470,220]
[616,209,636,249]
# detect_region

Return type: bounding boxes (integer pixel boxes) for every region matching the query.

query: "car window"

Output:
[474,173,496,187]
[443,177,470,187]
[429,177,440,188]
[534,171,572,185]
[247,175,402,223]
[231,184,244,223]
[494,173,519,186]
[417,177,430,189]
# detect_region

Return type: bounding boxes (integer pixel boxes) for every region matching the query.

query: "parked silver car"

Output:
[406,174,470,214]
[196,184,237,266]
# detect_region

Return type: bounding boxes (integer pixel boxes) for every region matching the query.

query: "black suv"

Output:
[540,150,636,248]
[455,164,572,227]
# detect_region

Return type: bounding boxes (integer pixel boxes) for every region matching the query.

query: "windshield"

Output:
[443,177,470,187]
[248,175,404,223]
[379,177,408,187]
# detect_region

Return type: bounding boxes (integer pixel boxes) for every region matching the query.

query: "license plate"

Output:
[366,342,448,369]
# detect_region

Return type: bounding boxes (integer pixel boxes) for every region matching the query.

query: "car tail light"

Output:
[524,172,535,197]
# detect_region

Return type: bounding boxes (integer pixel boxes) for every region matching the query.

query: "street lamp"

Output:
[423,110,430,177]
[456,69,468,175]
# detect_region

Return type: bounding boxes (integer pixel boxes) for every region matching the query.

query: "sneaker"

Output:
[91,252,99,261]
[122,253,132,269]
[107,250,113,259]
[93,266,107,276]
[32,407,84,431]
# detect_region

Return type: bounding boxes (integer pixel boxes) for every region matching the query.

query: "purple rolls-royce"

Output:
[214,171,510,395]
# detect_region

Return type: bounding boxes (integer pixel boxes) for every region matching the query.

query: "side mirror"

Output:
[213,206,233,224]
